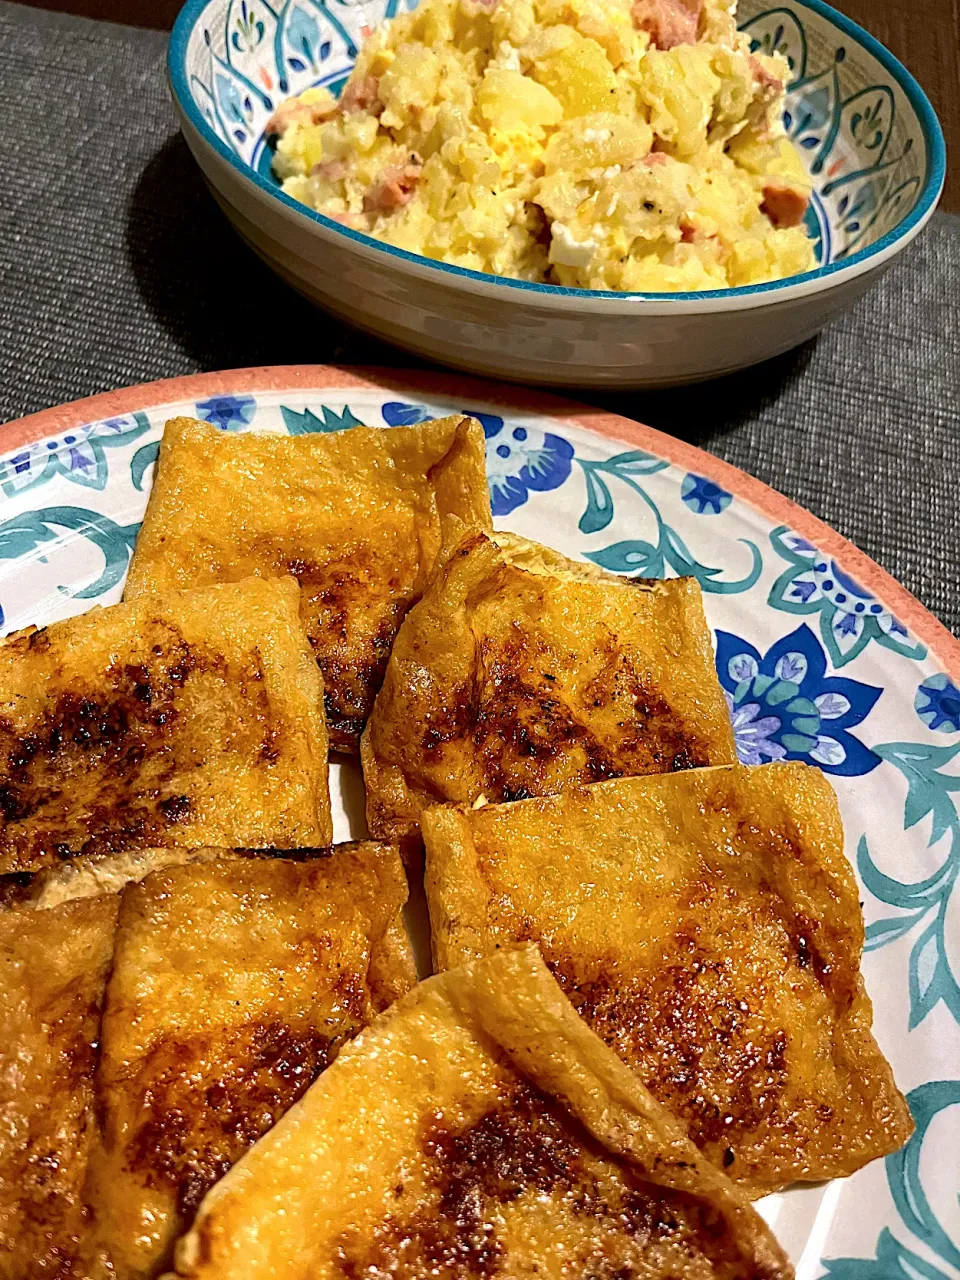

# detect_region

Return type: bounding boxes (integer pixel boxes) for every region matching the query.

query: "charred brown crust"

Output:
[333,1082,778,1279]
[0,631,205,870]
[85,847,413,1276]
[550,957,795,1157]
[0,578,330,876]
[125,1018,356,1218]
[123,416,492,758]
[312,592,413,755]
[0,869,35,907]
[0,897,117,1277]
[364,532,736,845]
[417,626,711,791]
[423,766,914,1195]
[463,634,712,801]
[163,946,793,1280]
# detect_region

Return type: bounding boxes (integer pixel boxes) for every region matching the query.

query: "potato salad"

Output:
[268,0,816,292]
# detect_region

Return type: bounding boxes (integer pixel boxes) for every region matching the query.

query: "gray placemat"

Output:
[1,0,958,633]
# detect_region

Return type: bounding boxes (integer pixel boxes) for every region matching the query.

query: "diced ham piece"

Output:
[340,74,382,115]
[642,151,671,167]
[310,158,349,180]
[679,218,696,242]
[749,53,783,94]
[265,95,338,137]
[327,211,369,230]
[362,154,424,215]
[632,0,702,49]
[761,181,810,228]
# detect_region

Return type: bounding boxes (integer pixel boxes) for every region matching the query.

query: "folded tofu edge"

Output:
[126,414,492,601]
[362,526,738,847]
[421,762,916,1192]
[166,945,792,1280]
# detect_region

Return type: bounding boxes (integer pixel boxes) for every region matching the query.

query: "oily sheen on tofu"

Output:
[84,846,414,1280]
[7,843,357,911]
[0,576,332,878]
[0,896,117,1280]
[423,762,914,1195]
[361,528,736,846]
[165,946,791,1280]
[123,415,492,753]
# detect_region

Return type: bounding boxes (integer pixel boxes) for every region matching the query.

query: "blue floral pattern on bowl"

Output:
[740,8,928,259]
[0,378,956,1276]
[174,0,940,275]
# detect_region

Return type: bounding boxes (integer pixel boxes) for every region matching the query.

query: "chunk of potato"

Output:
[534,170,588,223]
[576,8,634,68]
[532,32,618,117]
[730,133,811,190]
[274,121,326,176]
[705,48,757,129]
[379,43,441,126]
[543,112,653,176]
[478,68,564,132]
[636,46,721,155]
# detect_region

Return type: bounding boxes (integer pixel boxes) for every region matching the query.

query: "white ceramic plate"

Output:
[3,366,958,1276]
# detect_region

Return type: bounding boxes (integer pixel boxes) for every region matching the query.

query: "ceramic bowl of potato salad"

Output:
[268,0,815,292]
[170,0,943,384]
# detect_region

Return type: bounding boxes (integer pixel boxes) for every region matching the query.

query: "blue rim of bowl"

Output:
[168,0,946,306]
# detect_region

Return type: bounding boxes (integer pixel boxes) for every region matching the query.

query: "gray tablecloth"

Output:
[1,1,958,630]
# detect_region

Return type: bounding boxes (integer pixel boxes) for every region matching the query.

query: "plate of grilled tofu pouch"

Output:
[1,365,958,1280]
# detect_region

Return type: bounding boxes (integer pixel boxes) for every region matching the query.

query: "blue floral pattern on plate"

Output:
[281,403,365,434]
[483,419,574,517]
[0,414,151,496]
[379,400,573,516]
[915,674,960,733]
[680,473,732,515]
[0,506,141,600]
[858,736,960,1030]
[0,380,955,1275]
[577,452,761,594]
[769,525,926,666]
[195,393,257,429]
[716,622,881,775]
[824,1080,960,1277]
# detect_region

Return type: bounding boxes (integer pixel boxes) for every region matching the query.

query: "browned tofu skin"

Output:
[1,843,374,911]
[423,763,914,1196]
[169,947,791,1280]
[0,577,331,877]
[0,896,117,1280]
[124,415,492,754]
[84,845,413,1279]
[362,529,736,848]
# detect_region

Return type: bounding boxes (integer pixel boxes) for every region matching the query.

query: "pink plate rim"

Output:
[5,363,958,675]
